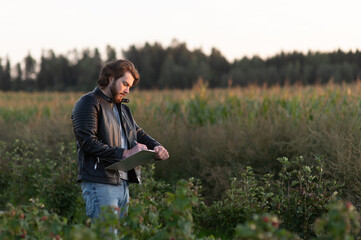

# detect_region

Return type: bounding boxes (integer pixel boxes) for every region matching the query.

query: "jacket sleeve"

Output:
[136,122,161,150]
[71,95,124,160]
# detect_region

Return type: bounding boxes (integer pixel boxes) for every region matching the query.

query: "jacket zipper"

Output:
[94,157,100,170]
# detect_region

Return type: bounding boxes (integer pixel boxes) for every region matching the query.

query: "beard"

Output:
[110,81,123,103]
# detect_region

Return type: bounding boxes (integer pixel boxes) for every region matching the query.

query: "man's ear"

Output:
[109,76,114,84]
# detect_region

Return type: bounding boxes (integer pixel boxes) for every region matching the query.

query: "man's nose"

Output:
[125,87,130,93]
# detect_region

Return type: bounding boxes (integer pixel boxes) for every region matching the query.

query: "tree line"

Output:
[1,40,361,91]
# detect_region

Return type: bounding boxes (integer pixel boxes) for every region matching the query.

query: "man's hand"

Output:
[154,145,169,160]
[122,142,148,159]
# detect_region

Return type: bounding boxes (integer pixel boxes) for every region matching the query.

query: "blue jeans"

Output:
[81,180,129,219]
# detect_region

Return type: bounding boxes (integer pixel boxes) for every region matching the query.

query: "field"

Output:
[1,82,361,239]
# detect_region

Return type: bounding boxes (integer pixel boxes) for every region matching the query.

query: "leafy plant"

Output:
[234,214,299,240]
[194,166,273,238]
[313,201,361,240]
[272,156,341,238]
[0,198,67,240]
[194,156,341,238]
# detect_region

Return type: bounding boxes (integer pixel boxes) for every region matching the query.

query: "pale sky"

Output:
[1,0,360,65]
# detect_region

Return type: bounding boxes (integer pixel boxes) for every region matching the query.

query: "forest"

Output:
[1,40,361,91]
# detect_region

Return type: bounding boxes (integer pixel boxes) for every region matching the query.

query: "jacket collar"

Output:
[94,87,113,103]
[93,87,129,103]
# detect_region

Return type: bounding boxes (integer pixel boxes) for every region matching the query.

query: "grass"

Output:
[1,82,361,206]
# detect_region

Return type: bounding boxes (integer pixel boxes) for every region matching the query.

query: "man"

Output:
[71,59,169,219]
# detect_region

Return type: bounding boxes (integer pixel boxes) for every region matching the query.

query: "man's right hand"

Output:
[122,142,148,159]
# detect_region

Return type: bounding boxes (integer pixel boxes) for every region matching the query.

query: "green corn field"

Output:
[1,82,361,238]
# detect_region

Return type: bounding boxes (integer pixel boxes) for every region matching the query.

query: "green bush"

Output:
[0,179,208,240]
[0,139,83,222]
[272,156,341,238]
[314,201,360,240]
[0,173,359,239]
[0,198,68,240]
[194,166,273,238]
[234,214,299,240]
[194,156,341,238]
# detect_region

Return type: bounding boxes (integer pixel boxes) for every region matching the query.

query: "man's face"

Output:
[109,72,134,103]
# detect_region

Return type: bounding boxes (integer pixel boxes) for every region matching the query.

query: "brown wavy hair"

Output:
[97,59,140,87]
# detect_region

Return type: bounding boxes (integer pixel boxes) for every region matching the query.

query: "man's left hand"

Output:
[154,146,169,160]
